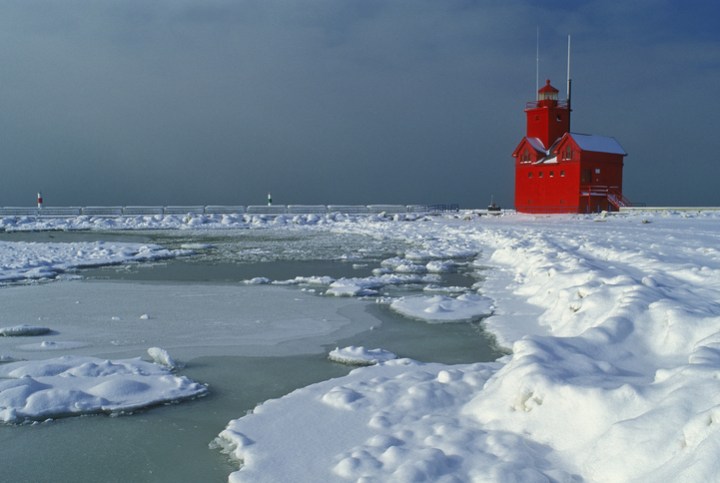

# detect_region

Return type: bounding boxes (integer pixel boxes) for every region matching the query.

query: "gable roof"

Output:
[525,137,547,153]
[568,133,626,155]
[512,137,548,158]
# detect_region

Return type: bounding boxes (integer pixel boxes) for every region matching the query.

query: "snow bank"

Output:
[328,346,397,366]
[461,214,720,480]
[0,212,397,232]
[215,211,720,481]
[0,354,207,423]
[213,359,504,482]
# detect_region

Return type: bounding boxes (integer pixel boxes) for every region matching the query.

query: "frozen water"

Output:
[4,210,718,481]
[0,221,498,481]
[0,281,377,360]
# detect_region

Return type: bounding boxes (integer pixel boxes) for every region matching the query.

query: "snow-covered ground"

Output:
[212,210,720,482]
[2,209,720,481]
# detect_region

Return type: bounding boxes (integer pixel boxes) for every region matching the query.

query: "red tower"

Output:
[512,80,628,213]
[525,80,570,148]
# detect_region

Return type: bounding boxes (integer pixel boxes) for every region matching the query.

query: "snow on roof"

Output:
[569,133,626,155]
[526,137,547,153]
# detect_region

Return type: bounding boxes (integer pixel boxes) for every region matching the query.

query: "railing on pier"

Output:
[0,204,461,218]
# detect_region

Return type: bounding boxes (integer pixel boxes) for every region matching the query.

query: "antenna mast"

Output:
[566,34,572,131]
[536,27,540,100]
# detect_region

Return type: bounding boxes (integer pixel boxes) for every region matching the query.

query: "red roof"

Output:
[538,79,558,94]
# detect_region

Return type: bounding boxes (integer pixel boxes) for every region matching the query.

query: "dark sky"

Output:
[0,0,718,208]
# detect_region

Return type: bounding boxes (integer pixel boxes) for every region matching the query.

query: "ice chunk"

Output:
[147,347,179,370]
[328,346,397,366]
[0,325,51,337]
[390,294,494,322]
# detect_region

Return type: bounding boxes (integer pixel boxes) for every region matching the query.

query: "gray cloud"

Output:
[0,0,717,208]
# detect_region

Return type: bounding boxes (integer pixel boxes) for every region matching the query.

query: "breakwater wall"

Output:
[0,204,460,218]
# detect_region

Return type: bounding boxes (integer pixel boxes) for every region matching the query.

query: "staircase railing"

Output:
[580,185,633,209]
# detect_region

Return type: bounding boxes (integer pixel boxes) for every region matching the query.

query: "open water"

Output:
[0,228,503,482]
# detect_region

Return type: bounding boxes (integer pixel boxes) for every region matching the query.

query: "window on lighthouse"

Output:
[540,90,557,102]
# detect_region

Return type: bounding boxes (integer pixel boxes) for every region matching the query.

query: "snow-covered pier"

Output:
[0,204,460,218]
[620,206,720,212]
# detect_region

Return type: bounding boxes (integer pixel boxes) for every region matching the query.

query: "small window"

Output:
[595,168,601,174]
[564,146,573,160]
[549,171,554,177]
[538,171,544,178]
[528,172,533,178]
[581,169,591,183]
[560,170,565,177]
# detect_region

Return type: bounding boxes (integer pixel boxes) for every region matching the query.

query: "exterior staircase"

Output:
[607,189,632,209]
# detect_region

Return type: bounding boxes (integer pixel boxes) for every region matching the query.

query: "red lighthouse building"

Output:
[512,79,628,213]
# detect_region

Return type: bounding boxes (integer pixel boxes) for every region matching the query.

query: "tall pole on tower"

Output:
[536,26,540,100]
[566,34,572,132]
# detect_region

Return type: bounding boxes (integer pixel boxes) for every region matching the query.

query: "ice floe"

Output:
[390,293,494,322]
[0,240,186,283]
[326,273,439,297]
[0,353,207,423]
[328,346,397,366]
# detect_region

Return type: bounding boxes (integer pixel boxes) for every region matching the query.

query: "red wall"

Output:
[514,151,624,214]
[515,160,581,213]
[525,105,570,149]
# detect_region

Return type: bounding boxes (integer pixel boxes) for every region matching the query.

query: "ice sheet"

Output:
[0,281,375,361]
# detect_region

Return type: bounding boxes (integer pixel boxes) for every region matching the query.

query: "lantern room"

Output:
[538,79,559,104]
